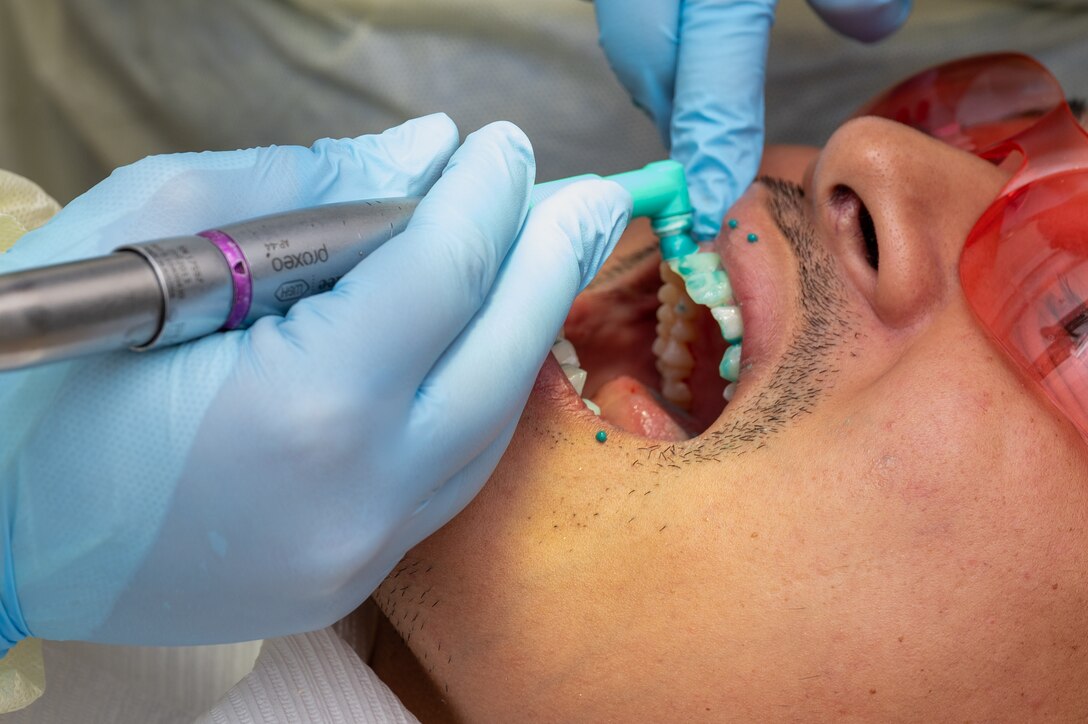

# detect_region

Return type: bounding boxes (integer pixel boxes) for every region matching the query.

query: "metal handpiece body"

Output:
[0,160,692,371]
[0,198,419,370]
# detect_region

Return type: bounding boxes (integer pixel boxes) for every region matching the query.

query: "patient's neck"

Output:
[369,607,460,723]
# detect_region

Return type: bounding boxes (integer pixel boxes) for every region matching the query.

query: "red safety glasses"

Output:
[853,53,1088,439]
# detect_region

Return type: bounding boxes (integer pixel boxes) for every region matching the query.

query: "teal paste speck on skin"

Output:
[595,430,608,443]
[747,233,758,243]
[727,218,739,229]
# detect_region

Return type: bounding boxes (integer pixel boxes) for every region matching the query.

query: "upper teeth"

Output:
[719,344,742,382]
[672,252,733,307]
[656,247,744,405]
[710,306,743,345]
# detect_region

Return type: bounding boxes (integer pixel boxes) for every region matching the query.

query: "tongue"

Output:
[594,375,698,441]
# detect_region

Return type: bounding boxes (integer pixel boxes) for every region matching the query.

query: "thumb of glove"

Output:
[807,0,912,43]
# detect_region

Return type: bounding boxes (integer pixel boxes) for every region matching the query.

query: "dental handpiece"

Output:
[0,161,693,371]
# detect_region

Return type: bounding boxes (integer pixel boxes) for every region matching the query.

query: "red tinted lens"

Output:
[961,170,1088,439]
[854,54,1064,153]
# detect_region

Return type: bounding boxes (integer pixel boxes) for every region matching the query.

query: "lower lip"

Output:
[535,353,602,417]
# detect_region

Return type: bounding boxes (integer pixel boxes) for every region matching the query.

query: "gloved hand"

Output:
[595,0,912,239]
[0,113,631,651]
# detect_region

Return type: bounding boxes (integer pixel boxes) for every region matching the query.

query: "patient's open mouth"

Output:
[553,222,738,441]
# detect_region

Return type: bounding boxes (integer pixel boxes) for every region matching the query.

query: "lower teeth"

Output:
[551,336,600,416]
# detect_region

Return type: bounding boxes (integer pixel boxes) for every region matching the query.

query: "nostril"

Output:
[830,184,879,271]
[857,202,879,270]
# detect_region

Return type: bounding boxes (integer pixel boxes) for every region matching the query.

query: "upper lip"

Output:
[711,180,778,372]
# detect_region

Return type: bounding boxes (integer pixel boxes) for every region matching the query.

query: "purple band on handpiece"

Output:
[199,229,253,330]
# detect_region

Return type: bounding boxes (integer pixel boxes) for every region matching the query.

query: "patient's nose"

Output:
[807,116,1011,327]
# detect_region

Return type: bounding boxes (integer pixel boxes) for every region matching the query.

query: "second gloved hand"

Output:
[0,114,632,651]
[595,0,912,240]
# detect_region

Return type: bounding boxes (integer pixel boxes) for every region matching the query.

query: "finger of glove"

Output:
[806,0,912,42]
[388,415,519,565]
[404,179,630,478]
[671,0,776,241]
[594,0,681,146]
[4,114,459,270]
[268,121,536,394]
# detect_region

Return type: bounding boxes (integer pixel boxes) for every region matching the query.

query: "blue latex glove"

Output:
[595,0,912,239]
[0,114,631,651]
